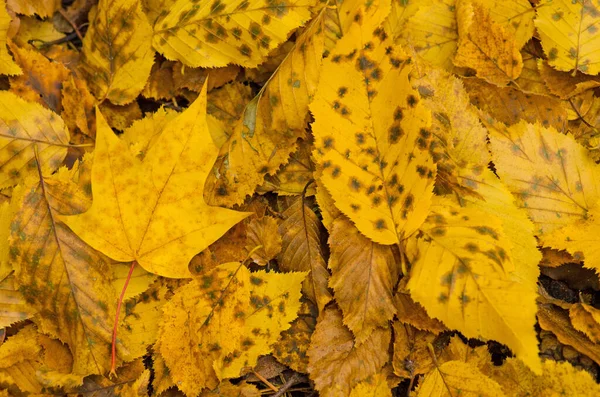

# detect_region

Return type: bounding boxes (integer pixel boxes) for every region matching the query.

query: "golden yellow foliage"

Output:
[157,262,306,395]
[535,0,600,75]
[60,88,250,278]
[415,360,504,397]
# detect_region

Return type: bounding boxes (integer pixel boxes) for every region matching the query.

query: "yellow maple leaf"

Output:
[312,1,436,246]
[488,119,600,236]
[60,87,250,278]
[157,262,306,396]
[151,0,316,68]
[80,0,155,104]
[0,91,70,188]
[454,0,523,86]
[407,197,541,373]
[535,0,600,75]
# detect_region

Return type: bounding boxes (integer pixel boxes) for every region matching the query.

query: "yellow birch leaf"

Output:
[271,299,316,372]
[490,357,600,397]
[206,7,331,206]
[488,119,600,236]
[407,197,541,373]
[206,81,253,131]
[400,0,457,70]
[543,205,600,272]
[0,275,34,328]
[328,217,398,343]
[60,88,250,279]
[314,176,342,232]
[0,0,19,76]
[570,303,600,343]
[199,380,261,397]
[0,91,69,188]
[151,349,174,395]
[13,16,65,46]
[157,262,306,396]
[277,197,331,312]
[394,289,446,334]
[535,0,600,76]
[454,0,522,86]
[463,78,568,131]
[307,306,391,397]
[312,2,436,245]
[80,0,154,104]
[349,373,392,397]
[9,174,127,376]
[515,44,551,95]
[5,0,59,18]
[120,106,178,158]
[479,0,535,49]
[173,64,240,93]
[245,215,282,266]
[151,0,316,68]
[415,360,505,397]
[383,0,425,41]
[9,43,70,112]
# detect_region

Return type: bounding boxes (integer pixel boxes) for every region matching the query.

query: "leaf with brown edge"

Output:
[278,197,331,312]
[407,197,541,373]
[79,0,154,104]
[6,0,60,18]
[488,119,600,237]
[151,0,317,68]
[0,91,70,189]
[9,173,128,376]
[157,262,306,396]
[205,6,337,207]
[312,1,436,246]
[9,43,70,112]
[59,86,250,279]
[570,303,600,343]
[307,305,391,397]
[328,217,398,343]
[454,0,523,86]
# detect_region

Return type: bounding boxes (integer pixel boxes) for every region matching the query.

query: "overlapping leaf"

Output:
[312,1,435,245]
[60,87,250,278]
[152,0,316,68]
[206,7,336,206]
[407,197,541,372]
[157,262,306,396]
[0,91,70,188]
[80,0,154,104]
[535,0,600,75]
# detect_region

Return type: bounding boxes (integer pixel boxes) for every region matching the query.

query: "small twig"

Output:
[58,9,83,41]
[272,373,307,397]
[252,369,279,393]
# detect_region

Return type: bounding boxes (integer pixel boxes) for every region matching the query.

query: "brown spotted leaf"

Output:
[407,197,541,373]
[278,197,332,312]
[328,217,398,343]
[9,173,125,376]
[0,91,70,189]
[312,2,436,245]
[158,263,306,396]
[80,0,154,104]
[152,0,316,68]
[307,305,391,397]
[205,8,334,206]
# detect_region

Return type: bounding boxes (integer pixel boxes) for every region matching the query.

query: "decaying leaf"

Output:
[157,262,306,396]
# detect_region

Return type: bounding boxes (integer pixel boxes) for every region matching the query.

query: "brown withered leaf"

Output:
[328,217,398,344]
[278,197,332,312]
[392,322,437,379]
[394,288,446,334]
[307,306,391,397]
[245,215,282,266]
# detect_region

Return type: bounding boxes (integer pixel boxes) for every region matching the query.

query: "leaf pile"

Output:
[2,0,600,396]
